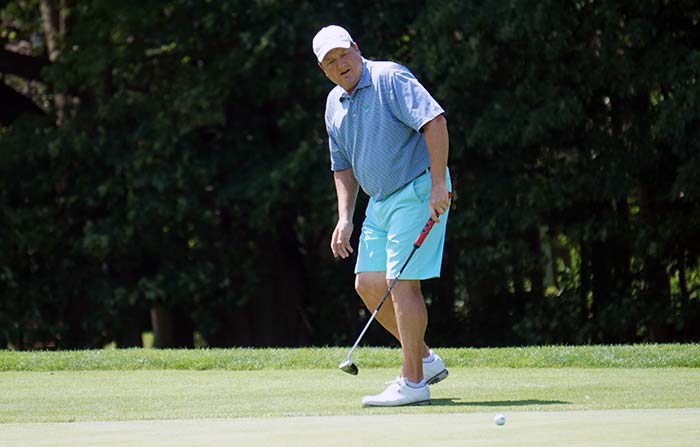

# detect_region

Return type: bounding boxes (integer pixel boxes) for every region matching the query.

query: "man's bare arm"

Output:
[422,114,450,221]
[332,169,359,258]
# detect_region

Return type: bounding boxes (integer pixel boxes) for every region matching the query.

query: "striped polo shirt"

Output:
[324,59,444,200]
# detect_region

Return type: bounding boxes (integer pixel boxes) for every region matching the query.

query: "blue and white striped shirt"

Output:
[324,59,444,200]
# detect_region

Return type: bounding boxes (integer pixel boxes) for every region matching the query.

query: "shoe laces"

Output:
[385,376,404,385]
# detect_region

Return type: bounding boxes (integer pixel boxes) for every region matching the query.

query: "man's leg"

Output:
[357,276,432,407]
[355,272,430,358]
[390,279,427,384]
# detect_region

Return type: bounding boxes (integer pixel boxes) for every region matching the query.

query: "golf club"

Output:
[339,213,445,375]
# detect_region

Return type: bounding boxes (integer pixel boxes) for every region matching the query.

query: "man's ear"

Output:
[318,62,328,77]
[352,42,361,54]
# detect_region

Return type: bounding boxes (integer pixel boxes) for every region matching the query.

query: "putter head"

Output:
[338,358,359,375]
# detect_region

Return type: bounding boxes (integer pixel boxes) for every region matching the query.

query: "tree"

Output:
[1,0,699,350]
[412,0,700,344]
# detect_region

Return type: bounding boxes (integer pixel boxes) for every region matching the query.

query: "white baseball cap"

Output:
[312,25,354,63]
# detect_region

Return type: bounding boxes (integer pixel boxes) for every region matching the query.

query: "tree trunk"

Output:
[171,307,195,348]
[150,305,195,348]
[118,307,150,348]
[39,0,68,125]
[150,305,173,348]
[426,240,457,346]
[638,164,674,342]
[579,233,592,343]
[253,230,310,347]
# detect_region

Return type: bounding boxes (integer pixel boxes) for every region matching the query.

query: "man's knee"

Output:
[390,280,423,301]
[355,272,384,298]
[355,273,370,297]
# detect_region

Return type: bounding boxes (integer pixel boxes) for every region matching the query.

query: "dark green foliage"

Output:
[1,0,699,349]
[413,0,700,345]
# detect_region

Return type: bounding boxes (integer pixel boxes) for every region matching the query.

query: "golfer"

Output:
[313,25,452,406]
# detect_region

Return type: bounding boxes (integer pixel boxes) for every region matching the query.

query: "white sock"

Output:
[423,351,435,363]
[404,379,427,389]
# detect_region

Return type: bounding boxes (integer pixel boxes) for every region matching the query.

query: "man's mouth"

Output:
[340,68,351,77]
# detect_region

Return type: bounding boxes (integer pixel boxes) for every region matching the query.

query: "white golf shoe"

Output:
[423,350,449,385]
[362,377,430,407]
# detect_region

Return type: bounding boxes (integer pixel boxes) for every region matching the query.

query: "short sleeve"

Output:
[328,130,351,171]
[387,68,444,131]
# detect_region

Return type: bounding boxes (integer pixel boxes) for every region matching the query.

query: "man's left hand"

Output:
[429,183,451,222]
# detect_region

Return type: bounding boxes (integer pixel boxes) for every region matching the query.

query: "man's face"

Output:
[319,43,363,94]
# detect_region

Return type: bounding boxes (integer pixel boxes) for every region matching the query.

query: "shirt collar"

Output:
[340,59,371,101]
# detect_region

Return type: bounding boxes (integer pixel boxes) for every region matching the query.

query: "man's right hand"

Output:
[331,220,354,259]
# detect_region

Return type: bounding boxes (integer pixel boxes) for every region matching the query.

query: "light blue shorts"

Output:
[355,168,452,280]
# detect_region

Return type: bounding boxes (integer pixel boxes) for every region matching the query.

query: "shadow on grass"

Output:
[432,399,571,407]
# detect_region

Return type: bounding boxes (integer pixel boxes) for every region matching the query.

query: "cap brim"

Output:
[317,41,352,63]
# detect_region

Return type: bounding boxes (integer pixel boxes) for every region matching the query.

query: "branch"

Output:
[40,0,60,61]
[0,49,50,81]
[0,82,45,126]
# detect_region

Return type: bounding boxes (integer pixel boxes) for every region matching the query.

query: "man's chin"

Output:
[340,78,359,93]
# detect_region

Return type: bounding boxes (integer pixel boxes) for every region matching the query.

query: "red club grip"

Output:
[414,219,436,248]
[414,193,452,248]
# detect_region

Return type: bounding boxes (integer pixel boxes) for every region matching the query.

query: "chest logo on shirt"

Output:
[362,104,369,111]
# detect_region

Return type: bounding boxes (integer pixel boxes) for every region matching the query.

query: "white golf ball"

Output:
[494,413,506,426]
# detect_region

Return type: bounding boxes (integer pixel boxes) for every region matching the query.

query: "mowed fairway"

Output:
[1,346,699,446]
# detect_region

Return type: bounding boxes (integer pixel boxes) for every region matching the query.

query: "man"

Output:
[313,25,452,407]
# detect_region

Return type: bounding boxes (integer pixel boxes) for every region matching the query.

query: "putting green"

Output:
[2,409,699,447]
[2,368,700,422]
[2,367,699,446]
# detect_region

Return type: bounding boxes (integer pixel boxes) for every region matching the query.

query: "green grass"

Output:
[5,410,700,447]
[1,344,699,371]
[2,345,699,446]
[2,368,699,423]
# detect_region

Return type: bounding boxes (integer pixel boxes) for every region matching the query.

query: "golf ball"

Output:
[494,414,506,426]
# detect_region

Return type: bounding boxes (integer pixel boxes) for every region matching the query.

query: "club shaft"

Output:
[343,246,418,360]
[341,210,450,368]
